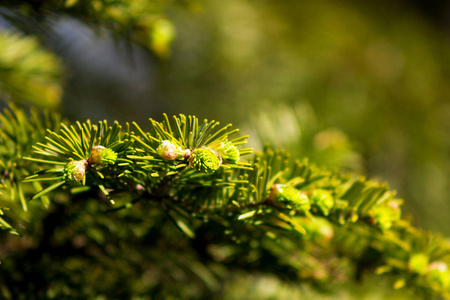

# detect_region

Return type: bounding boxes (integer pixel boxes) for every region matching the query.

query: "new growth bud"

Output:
[427,261,450,289]
[89,146,118,165]
[188,147,222,174]
[216,140,240,164]
[310,189,334,216]
[157,140,186,161]
[64,160,88,183]
[408,253,429,275]
[269,184,311,212]
[369,201,401,230]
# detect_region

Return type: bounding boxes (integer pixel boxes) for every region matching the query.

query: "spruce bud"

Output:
[216,140,240,164]
[269,184,311,212]
[426,261,450,289]
[64,160,88,183]
[89,146,117,165]
[157,140,185,161]
[370,202,401,230]
[188,147,222,174]
[408,253,429,275]
[310,189,334,216]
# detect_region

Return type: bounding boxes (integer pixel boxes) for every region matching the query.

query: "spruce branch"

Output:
[0,104,61,234]
[24,119,135,204]
[2,110,449,298]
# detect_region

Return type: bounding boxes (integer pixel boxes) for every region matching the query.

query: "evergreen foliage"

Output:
[0,104,61,234]
[0,104,449,298]
[1,1,450,299]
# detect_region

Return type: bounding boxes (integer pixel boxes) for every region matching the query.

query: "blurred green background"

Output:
[52,0,450,235]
